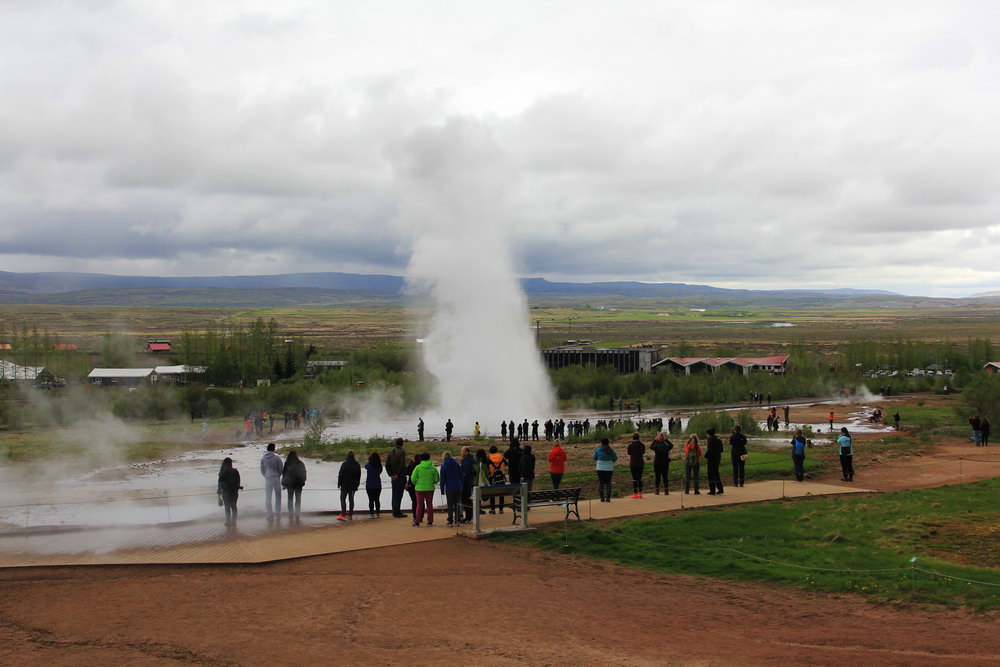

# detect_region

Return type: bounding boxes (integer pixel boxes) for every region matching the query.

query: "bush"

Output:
[685,410,760,435]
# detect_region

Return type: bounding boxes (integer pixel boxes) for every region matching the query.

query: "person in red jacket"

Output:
[548,443,567,489]
[683,435,702,495]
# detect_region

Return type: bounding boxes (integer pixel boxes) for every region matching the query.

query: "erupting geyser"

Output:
[394,119,555,425]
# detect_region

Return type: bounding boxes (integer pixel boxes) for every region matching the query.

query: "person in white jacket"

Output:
[260,443,284,517]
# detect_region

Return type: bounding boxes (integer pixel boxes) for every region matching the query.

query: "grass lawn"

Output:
[496,479,1000,610]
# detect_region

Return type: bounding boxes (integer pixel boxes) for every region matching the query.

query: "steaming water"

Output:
[395,120,555,425]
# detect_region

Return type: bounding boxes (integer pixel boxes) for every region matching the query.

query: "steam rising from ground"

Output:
[393,120,554,424]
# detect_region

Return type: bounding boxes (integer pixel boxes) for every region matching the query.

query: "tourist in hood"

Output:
[260,443,284,518]
[337,450,361,519]
[386,438,408,518]
[217,457,243,527]
[281,450,307,518]
[410,452,440,527]
[486,445,507,513]
[505,438,523,485]
[547,442,567,490]
[683,435,701,495]
[649,432,673,495]
[460,446,477,523]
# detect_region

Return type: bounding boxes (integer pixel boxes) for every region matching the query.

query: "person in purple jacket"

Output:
[439,451,464,527]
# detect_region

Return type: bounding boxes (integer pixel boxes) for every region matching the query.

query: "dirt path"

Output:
[0,538,997,666]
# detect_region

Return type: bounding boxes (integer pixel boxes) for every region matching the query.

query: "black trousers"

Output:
[630,464,644,493]
[839,454,854,479]
[391,476,407,515]
[550,472,563,489]
[340,489,356,515]
[222,492,238,523]
[684,463,700,493]
[596,470,613,500]
[731,455,746,486]
[653,462,669,490]
[446,490,461,523]
[366,487,381,514]
[706,459,724,493]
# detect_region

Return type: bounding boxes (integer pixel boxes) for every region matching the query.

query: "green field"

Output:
[498,479,1000,610]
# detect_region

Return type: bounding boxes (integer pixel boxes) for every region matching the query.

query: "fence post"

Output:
[909,556,918,595]
[473,486,482,534]
[164,489,172,523]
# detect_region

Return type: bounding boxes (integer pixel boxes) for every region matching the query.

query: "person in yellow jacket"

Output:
[410,452,440,527]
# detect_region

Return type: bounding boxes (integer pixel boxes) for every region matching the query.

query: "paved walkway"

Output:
[0,480,870,568]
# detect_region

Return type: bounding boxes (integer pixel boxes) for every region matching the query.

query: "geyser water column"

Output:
[394,119,555,426]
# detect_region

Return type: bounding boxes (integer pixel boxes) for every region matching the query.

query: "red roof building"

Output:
[53,343,77,351]
[146,340,172,352]
[654,354,790,376]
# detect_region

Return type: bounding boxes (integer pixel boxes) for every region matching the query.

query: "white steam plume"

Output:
[393,119,555,427]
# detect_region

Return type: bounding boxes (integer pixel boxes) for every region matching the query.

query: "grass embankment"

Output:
[499,479,1000,610]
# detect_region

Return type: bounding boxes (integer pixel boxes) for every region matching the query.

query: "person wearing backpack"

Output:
[410,452,440,526]
[592,438,618,502]
[486,445,507,514]
[649,432,673,494]
[729,425,748,487]
[683,435,701,495]
[837,427,854,482]
[790,429,808,482]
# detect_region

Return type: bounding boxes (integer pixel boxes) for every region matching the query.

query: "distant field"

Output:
[4,300,1000,353]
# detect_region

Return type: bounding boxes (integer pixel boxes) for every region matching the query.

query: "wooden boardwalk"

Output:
[0,480,869,568]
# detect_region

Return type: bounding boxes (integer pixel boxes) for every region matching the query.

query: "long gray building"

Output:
[541,346,658,373]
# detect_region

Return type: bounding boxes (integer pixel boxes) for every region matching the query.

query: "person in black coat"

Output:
[505,438,523,485]
[521,444,536,492]
[649,433,673,494]
[460,446,476,523]
[337,450,362,519]
[729,425,748,487]
[405,453,421,512]
[704,428,725,495]
[281,450,307,517]
[217,457,243,527]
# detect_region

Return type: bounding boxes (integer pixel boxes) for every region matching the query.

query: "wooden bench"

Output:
[508,487,582,525]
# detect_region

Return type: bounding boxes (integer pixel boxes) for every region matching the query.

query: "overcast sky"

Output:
[2,1,998,297]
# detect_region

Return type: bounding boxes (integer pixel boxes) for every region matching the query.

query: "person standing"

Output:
[281,450,307,518]
[405,453,421,511]
[260,443,284,518]
[683,435,701,495]
[487,445,507,514]
[837,427,854,482]
[969,415,983,447]
[649,432,673,495]
[508,420,516,443]
[982,417,991,447]
[505,438,523,486]
[729,425,748,487]
[386,438,408,518]
[460,446,476,523]
[593,438,618,502]
[547,441,567,489]
[337,450,361,519]
[790,429,807,482]
[445,419,454,442]
[501,421,508,440]
[521,444,537,493]
[474,422,481,438]
[364,452,383,518]
[439,451,463,527]
[410,452,440,527]
[531,420,539,441]
[217,457,242,527]
[828,411,835,431]
[626,433,646,498]
[705,428,724,495]
[417,418,425,442]
[783,405,790,429]
[893,412,901,431]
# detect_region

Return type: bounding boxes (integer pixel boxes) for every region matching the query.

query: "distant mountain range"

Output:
[0,270,952,308]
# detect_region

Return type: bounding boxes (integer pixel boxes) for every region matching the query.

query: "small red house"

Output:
[146,340,172,352]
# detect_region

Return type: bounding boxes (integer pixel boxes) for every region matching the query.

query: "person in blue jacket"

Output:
[439,451,465,527]
[837,427,854,481]
[459,445,477,523]
[592,438,618,502]
[790,429,807,482]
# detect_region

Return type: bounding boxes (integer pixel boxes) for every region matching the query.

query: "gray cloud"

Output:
[1,1,999,295]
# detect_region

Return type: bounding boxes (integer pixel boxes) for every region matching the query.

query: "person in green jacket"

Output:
[410,452,440,527]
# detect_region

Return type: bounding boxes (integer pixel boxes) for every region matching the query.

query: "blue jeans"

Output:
[973,430,982,446]
[265,476,282,514]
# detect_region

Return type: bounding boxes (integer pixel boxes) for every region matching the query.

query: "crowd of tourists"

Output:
[216,423,861,527]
